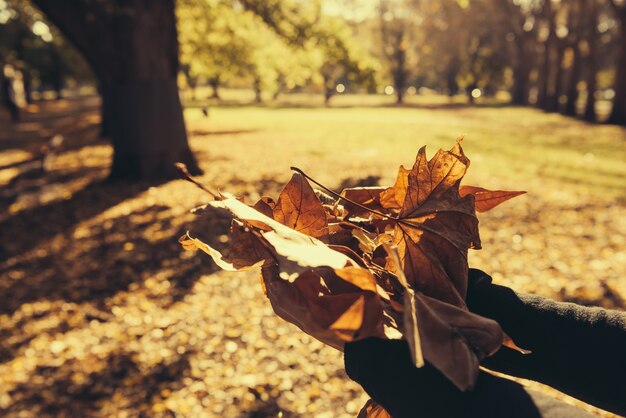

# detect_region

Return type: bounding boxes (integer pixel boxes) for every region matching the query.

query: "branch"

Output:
[608,0,625,16]
[290,167,396,221]
[30,0,111,79]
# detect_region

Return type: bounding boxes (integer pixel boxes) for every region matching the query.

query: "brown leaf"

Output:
[459,185,526,212]
[273,173,329,240]
[377,142,508,390]
[408,292,503,391]
[261,265,386,350]
[351,228,379,256]
[503,332,532,354]
[179,231,268,271]
[392,221,471,306]
[329,295,365,340]
[224,221,275,266]
[340,186,386,219]
[385,142,479,303]
[246,197,276,231]
[357,399,392,418]
[208,197,356,278]
[327,222,357,248]
[379,165,410,210]
[253,196,276,217]
[385,243,424,368]
[334,266,378,293]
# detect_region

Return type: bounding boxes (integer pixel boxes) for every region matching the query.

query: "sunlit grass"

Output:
[184,90,626,201]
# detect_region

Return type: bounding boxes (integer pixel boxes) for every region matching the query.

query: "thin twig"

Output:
[176,163,220,199]
[290,166,396,221]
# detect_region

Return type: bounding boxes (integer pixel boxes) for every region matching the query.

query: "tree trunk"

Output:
[511,36,531,105]
[545,42,565,113]
[466,78,480,104]
[395,83,404,105]
[23,71,33,104]
[393,58,406,104]
[108,80,194,179]
[51,47,63,100]
[536,44,548,108]
[538,1,556,110]
[209,77,220,99]
[31,0,201,180]
[324,88,333,105]
[607,9,626,125]
[564,0,584,117]
[99,83,112,138]
[564,45,582,116]
[187,77,197,101]
[253,77,263,103]
[273,74,285,100]
[322,73,334,106]
[446,68,459,98]
[583,0,598,122]
[393,42,406,105]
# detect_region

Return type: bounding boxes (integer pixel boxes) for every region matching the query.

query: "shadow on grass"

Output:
[0,178,152,261]
[189,129,259,137]
[190,100,514,111]
[184,96,515,111]
[0,97,102,154]
[0,198,228,314]
[2,350,193,418]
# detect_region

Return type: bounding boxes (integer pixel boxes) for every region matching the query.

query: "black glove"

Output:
[467,269,626,416]
[345,337,545,418]
[344,269,626,417]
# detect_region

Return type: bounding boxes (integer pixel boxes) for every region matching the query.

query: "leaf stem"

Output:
[176,163,221,199]
[290,166,396,221]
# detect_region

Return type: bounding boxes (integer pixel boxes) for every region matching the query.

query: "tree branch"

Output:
[608,0,626,16]
[30,0,111,80]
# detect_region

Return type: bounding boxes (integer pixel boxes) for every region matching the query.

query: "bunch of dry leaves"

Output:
[179,140,525,417]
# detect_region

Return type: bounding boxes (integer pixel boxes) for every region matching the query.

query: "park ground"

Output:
[0,92,625,417]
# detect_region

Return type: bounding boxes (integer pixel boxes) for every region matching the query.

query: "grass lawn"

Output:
[184,91,626,201]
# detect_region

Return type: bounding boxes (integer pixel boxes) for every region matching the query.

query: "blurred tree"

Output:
[582,0,599,121]
[546,5,570,113]
[238,0,320,45]
[607,0,626,125]
[313,16,377,104]
[239,0,376,103]
[378,0,419,104]
[494,0,542,105]
[30,0,201,180]
[178,0,251,100]
[497,0,539,105]
[417,0,508,103]
[456,0,509,103]
[178,0,317,103]
[419,2,464,96]
[563,0,584,116]
[0,1,92,101]
[536,0,559,111]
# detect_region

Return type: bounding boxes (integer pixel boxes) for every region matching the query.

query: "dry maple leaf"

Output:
[357,399,392,418]
[459,185,526,213]
[186,196,356,278]
[380,141,478,306]
[262,265,388,350]
[273,173,330,240]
